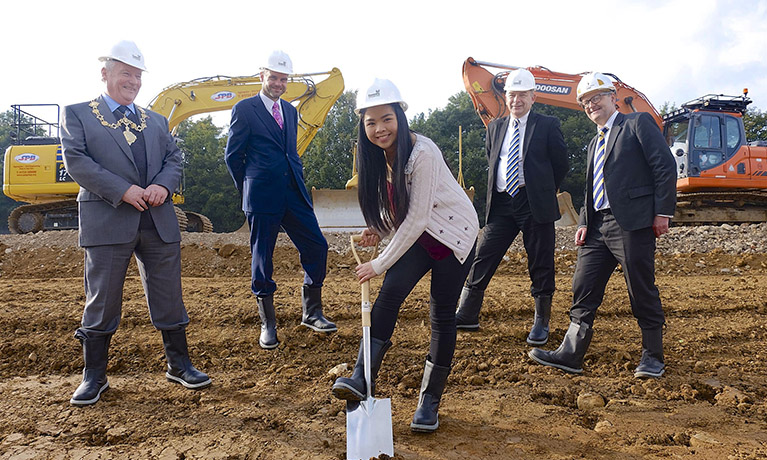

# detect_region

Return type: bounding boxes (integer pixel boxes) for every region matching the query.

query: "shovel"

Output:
[345,235,394,460]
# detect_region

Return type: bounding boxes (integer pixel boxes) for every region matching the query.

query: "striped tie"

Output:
[505,119,521,197]
[593,127,609,210]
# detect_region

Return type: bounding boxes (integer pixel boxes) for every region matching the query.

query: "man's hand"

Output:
[355,261,378,283]
[122,185,148,211]
[653,215,670,238]
[574,227,587,246]
[143,184,169,207]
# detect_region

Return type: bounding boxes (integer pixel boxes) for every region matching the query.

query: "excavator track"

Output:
[8,201,79,234]
[675,191,767,224]
[183,211,214,233]
[173,206,189,233]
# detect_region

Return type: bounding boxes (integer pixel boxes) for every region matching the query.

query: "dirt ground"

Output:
[1,233,767,459]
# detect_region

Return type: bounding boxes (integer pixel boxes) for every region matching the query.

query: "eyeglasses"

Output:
[579,92,612,108]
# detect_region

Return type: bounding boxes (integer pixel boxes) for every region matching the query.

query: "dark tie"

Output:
[593,127,609,210]
[505,119,521,197]
[114,105,152,228]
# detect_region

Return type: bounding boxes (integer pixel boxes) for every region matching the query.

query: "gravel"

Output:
[2,222,767,255]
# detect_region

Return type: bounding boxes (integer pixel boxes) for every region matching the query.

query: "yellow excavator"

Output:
[3,68,345,233]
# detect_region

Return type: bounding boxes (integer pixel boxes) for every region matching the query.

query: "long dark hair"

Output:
[357,103,413,234]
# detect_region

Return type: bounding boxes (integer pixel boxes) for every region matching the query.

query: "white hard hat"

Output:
[99,40,147,71]
[262,50,293,74]
[504,68,536,92]
[355,78,408,115]
[576,72,615,101]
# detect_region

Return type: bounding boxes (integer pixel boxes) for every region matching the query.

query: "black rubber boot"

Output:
[526,295,552,346]
[332,337,392,401]
[162,329,212,389]
[410,358,451,433]
[70,332,111,406]
[301,285,338,332]
[528,321,593,374]
[257,295,279,349]
[634,327,665,378]
[455,287,484,331]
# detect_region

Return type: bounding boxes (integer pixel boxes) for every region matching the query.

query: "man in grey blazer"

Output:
[455,68,568,346]
[61,40,210,406]
[529,72,676,378]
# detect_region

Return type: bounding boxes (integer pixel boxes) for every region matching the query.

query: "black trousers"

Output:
[465,189,555,298]
[371,242,475,367]
[570,210,665,330]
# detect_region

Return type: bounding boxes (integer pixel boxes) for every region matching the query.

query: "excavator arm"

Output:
[462,57,661,128]
[147,67,345,156]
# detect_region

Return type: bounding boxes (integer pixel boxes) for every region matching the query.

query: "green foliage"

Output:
[302,91,358,190]
[174,117,243,232]
[743,107,767,142]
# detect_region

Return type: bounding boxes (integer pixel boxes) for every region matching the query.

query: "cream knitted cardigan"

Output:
[370,134,480,275]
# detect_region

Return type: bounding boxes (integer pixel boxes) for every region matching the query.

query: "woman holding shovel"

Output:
[332,78,479,433]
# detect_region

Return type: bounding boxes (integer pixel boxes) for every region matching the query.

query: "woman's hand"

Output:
[355,261,378,283]
[359,228,381,247]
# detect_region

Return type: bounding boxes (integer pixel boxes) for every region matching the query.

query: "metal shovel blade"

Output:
[346,397,393,459]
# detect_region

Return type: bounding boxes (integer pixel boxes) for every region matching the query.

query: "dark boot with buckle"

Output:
[455,287,484,331]
[410,357,451,433]
[634,327,665,378]
[257,294,279,349]
[70,332,111,406]
[301,285,337,332]
[528,321,593,374]
[162,328,212,389]
[526,295,552,346]
[332,337,392,401]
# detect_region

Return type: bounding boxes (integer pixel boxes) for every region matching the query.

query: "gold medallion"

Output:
[123,127,137,145]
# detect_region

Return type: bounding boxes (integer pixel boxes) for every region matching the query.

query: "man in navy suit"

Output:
[225,51,336,350]
[529,72,676,378]
[455,68,568,346]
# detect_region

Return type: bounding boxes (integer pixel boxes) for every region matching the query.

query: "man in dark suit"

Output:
[62,40,210,406]
[529,72,677,378]
[455,68,568,346]
[225,50,335,350]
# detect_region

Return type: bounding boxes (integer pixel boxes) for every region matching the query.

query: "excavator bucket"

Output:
[311,188,366,232]
[555,191,579,227]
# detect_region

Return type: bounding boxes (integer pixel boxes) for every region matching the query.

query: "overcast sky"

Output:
[3,0,766,128]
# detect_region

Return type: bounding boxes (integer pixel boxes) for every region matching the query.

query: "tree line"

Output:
[1,93,767,233]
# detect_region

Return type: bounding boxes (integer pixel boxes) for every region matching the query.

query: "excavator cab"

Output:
[664,94,751,187]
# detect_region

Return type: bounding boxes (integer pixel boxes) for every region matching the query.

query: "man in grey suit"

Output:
[61,40,210,406]
[529,72,676,378]
[455,68,568,346]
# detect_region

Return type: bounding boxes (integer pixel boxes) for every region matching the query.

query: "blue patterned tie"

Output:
[505,119,521,197]
[593,127,609,210]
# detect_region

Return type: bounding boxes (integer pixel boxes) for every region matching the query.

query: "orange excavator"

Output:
[462,57,767,224]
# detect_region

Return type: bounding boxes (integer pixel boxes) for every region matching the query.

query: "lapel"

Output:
[98,96,137,166]
[490,117,511,176]
[523,112,537,160]
[605,112,624,161]
[253,95,286,144]
[140,106,157,173]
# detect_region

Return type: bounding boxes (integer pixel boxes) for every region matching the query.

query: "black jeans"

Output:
[371,241,475,367]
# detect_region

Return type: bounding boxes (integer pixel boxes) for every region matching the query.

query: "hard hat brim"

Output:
[99,56,147,72]
[354,101,408,116]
